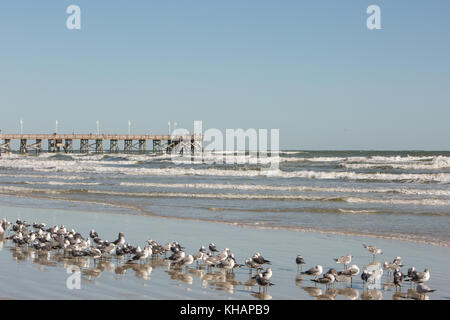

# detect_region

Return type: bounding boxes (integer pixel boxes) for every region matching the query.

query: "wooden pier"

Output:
[0,133,203,155]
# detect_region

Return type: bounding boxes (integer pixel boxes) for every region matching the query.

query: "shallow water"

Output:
[0,201,449,300]
[0,150,449,246]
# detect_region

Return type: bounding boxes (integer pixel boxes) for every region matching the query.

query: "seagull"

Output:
[363,244,382,259]
[393,269,405,290]
[338,265,359,285]
[208,242,218,253]
[338,264,360,278]
[252,267,272,281]
[409,268,430,284]
[113,232,125,246]
[361,270,374,286]
[312,274,335,287]
[204,253,221,269]
[301,265,323,279]
[161,242,171,257]
[245,258,262,274]
[407,266,416,278]
[89,248,102,259]
[100,241,116,255]
[325,268,338,278]
[115,246,125,257]
[296,255,305,271]
[193,247,206,265]
[261,268,272,281]
[334,254,352,269]
[392,256,403,267]
[252,253,271,265]
[127,246,151,264]
[0,218,11,235]
[254,271,274,292]
[216,256,236,272]
[168,250,185,263]
[383,261,398,278]
[216,248,230,262]
[170,241,183,253]
[174,254,194,269]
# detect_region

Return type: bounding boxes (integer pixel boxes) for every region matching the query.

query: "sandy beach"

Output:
[1,198,449,300]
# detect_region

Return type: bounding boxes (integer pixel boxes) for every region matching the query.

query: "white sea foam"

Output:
[1,185,449,206]
[341,156,450,170]
[1,157,449,182]
[0,173,87,180]
[24,181,101,186]
[119,182,450,197]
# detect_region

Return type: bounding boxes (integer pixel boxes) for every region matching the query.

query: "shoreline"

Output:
[0,193,449,248]
[1,201,450,300]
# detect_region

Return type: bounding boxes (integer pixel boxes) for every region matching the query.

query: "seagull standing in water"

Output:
[255,271,274,293]
[1,218,11,235]
[301,265,323,279]
[296,255,305,272]
[193,246,206,266]
[245,258,262,274]
[217,256,236,273]
[393,269,405,291]
[127,246,151,264]
[174,254,194,269]
[383,261,398,278]
[338,264,360,284]
[168,249,185,263]
[253,267,272,281]
[409,268,431,284]
[209,242,218,253]
[252,253,271,265]
[392,256,403,267]
[363,244,383,259]
[113,232,125,246]
[312,274,335,288]
[334,254,352,269]
[361,270,374,287]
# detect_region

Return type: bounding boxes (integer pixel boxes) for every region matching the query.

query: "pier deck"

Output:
[0,133,203,155]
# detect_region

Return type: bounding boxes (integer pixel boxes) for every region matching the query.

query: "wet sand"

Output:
[0,202,449,300]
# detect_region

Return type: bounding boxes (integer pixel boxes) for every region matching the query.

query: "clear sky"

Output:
[0,1,449,150]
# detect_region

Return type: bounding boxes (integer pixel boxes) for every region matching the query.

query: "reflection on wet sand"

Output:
[361,289,383,300]
[199,269,242,294]
[337,287,359,300]
[295,275,303,286]
[250,291,273,300]
[302,286,323,298]
[0,234,439,300]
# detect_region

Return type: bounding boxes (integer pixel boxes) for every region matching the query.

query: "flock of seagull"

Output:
[0,217,437,299]
[296,245,434,299]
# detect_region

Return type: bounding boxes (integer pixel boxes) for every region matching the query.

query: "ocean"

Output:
[0,150,449,247]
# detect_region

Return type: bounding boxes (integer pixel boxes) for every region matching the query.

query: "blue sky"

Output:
[0,0,449,150]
